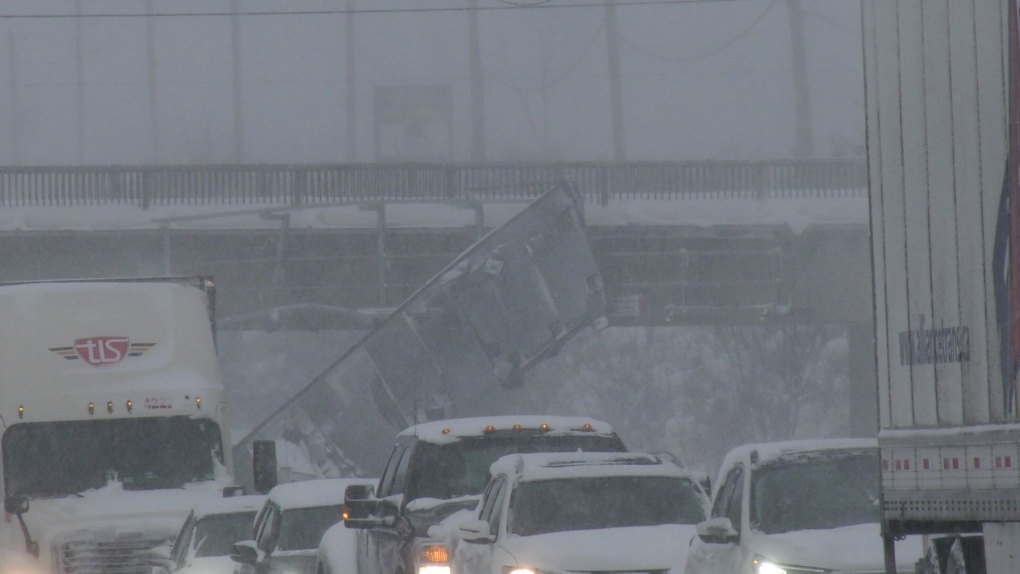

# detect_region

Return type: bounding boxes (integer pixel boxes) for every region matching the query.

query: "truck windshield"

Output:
[750,450,880,534]
[2,417,223,497]
[194,511,258,558]
[508,476,706,536]
[407,434,626,501]
[276,505,343,551]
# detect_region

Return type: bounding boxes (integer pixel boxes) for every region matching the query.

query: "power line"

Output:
[0,0,760,20]
[617,0,778,63]
[494,0,559,6]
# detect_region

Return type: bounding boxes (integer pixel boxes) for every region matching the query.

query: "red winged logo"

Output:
[49,337,155,366]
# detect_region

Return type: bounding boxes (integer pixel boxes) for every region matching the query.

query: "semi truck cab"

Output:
[0,277,235,574]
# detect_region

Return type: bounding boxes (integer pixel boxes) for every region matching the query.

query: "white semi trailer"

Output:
[863,0,1020,571]
[0,277,239,574]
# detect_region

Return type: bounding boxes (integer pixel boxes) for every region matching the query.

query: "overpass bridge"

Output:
[0,158,868,326]
[0,158,876,435]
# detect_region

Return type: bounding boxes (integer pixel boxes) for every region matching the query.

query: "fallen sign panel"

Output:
[235,183,607,477]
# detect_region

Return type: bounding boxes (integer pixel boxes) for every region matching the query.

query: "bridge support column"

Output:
[376,205,388,306]
[161,224,171,275]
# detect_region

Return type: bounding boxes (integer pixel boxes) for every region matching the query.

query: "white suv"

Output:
[684,439,923,574]
[452,452,709,574]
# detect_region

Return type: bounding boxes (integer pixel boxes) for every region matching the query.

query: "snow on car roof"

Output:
[720,438,878,474]
[399,416,615,444]
[490,452,686,481]
[193,494,267,519]
[267,478,375,510]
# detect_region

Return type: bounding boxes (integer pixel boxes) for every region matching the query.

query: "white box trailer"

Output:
[863,0,1020,569]
[0,277,236,574]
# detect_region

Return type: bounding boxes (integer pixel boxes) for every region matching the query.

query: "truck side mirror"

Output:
[4,494,28,515]
[222,485,246,497]
[344,484,381,529]
[458,519,495,544]
[696,517,739,545]
[230,541,261,565]
[252,440,278,494]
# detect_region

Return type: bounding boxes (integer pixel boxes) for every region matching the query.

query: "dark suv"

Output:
[342,416,627,574]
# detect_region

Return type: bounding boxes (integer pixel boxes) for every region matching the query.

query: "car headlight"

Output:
[416,544,450,574]
[502,567,541,574]
[751,555,827,574]
[751,557,787,574]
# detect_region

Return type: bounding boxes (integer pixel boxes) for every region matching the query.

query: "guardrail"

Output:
[0,158,867,208]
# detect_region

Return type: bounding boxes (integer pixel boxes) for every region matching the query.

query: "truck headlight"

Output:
[416,544,450,574]
[751,555,826,574]
[751,556,787,574]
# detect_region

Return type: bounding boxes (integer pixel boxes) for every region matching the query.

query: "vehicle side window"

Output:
[724,465,745,533]
[378,445,407,498]
[250,504,269,539]
[390,444,413,497]
[256,506,279,553]
[478,477,505,524]
[170,514,195,568]
[710,467,736,519]
[486,480,507,536]
[711,463,745,532]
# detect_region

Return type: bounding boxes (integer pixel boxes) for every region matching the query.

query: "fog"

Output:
[0,0,863,164]
[0,2,893,572]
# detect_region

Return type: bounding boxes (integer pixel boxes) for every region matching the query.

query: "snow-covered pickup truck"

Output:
[341,416,627,574]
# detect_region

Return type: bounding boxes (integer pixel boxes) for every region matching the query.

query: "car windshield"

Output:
[194,511,258,558]
[407,434,627,501]
[750,450,881,534]
[2,417,223,497]
[276,505,343,551]
[507,476,705,536]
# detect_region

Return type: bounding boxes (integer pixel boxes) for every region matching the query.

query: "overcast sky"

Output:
[0,0,863,165]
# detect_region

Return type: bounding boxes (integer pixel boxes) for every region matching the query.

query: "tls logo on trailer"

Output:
[49,337,156,366]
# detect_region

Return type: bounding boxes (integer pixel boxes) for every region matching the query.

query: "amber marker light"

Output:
[417,544,450,574]
[540,423,550,432]
[512,424,522,431]
[107,401,114,414]
[88,402,95,415]
[418,544,449,564]
[195,397,202,409]
[441,428,450,435]
[484,425,496,434]
[126,400,133,413]
[582,423,593,431]
[17,406,23,419]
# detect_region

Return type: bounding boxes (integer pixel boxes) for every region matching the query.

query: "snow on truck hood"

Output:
[177,555,236,574]
[19,481,230,551]
[499,525,694,573]
[746,523,923,572]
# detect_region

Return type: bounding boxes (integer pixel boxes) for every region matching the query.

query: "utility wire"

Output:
[494,0,558,6]
[0,0,763,19]
[617,0,777,63]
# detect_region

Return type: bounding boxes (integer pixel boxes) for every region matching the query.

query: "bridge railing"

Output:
[0,158,866,208]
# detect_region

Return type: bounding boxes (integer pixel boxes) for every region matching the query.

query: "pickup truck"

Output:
[342,416,627,574]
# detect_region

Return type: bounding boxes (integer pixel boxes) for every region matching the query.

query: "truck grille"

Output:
[58,536,171,574]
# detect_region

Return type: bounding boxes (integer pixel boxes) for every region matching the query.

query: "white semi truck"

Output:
[863,0,1020,570]
[0,277,239,574]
